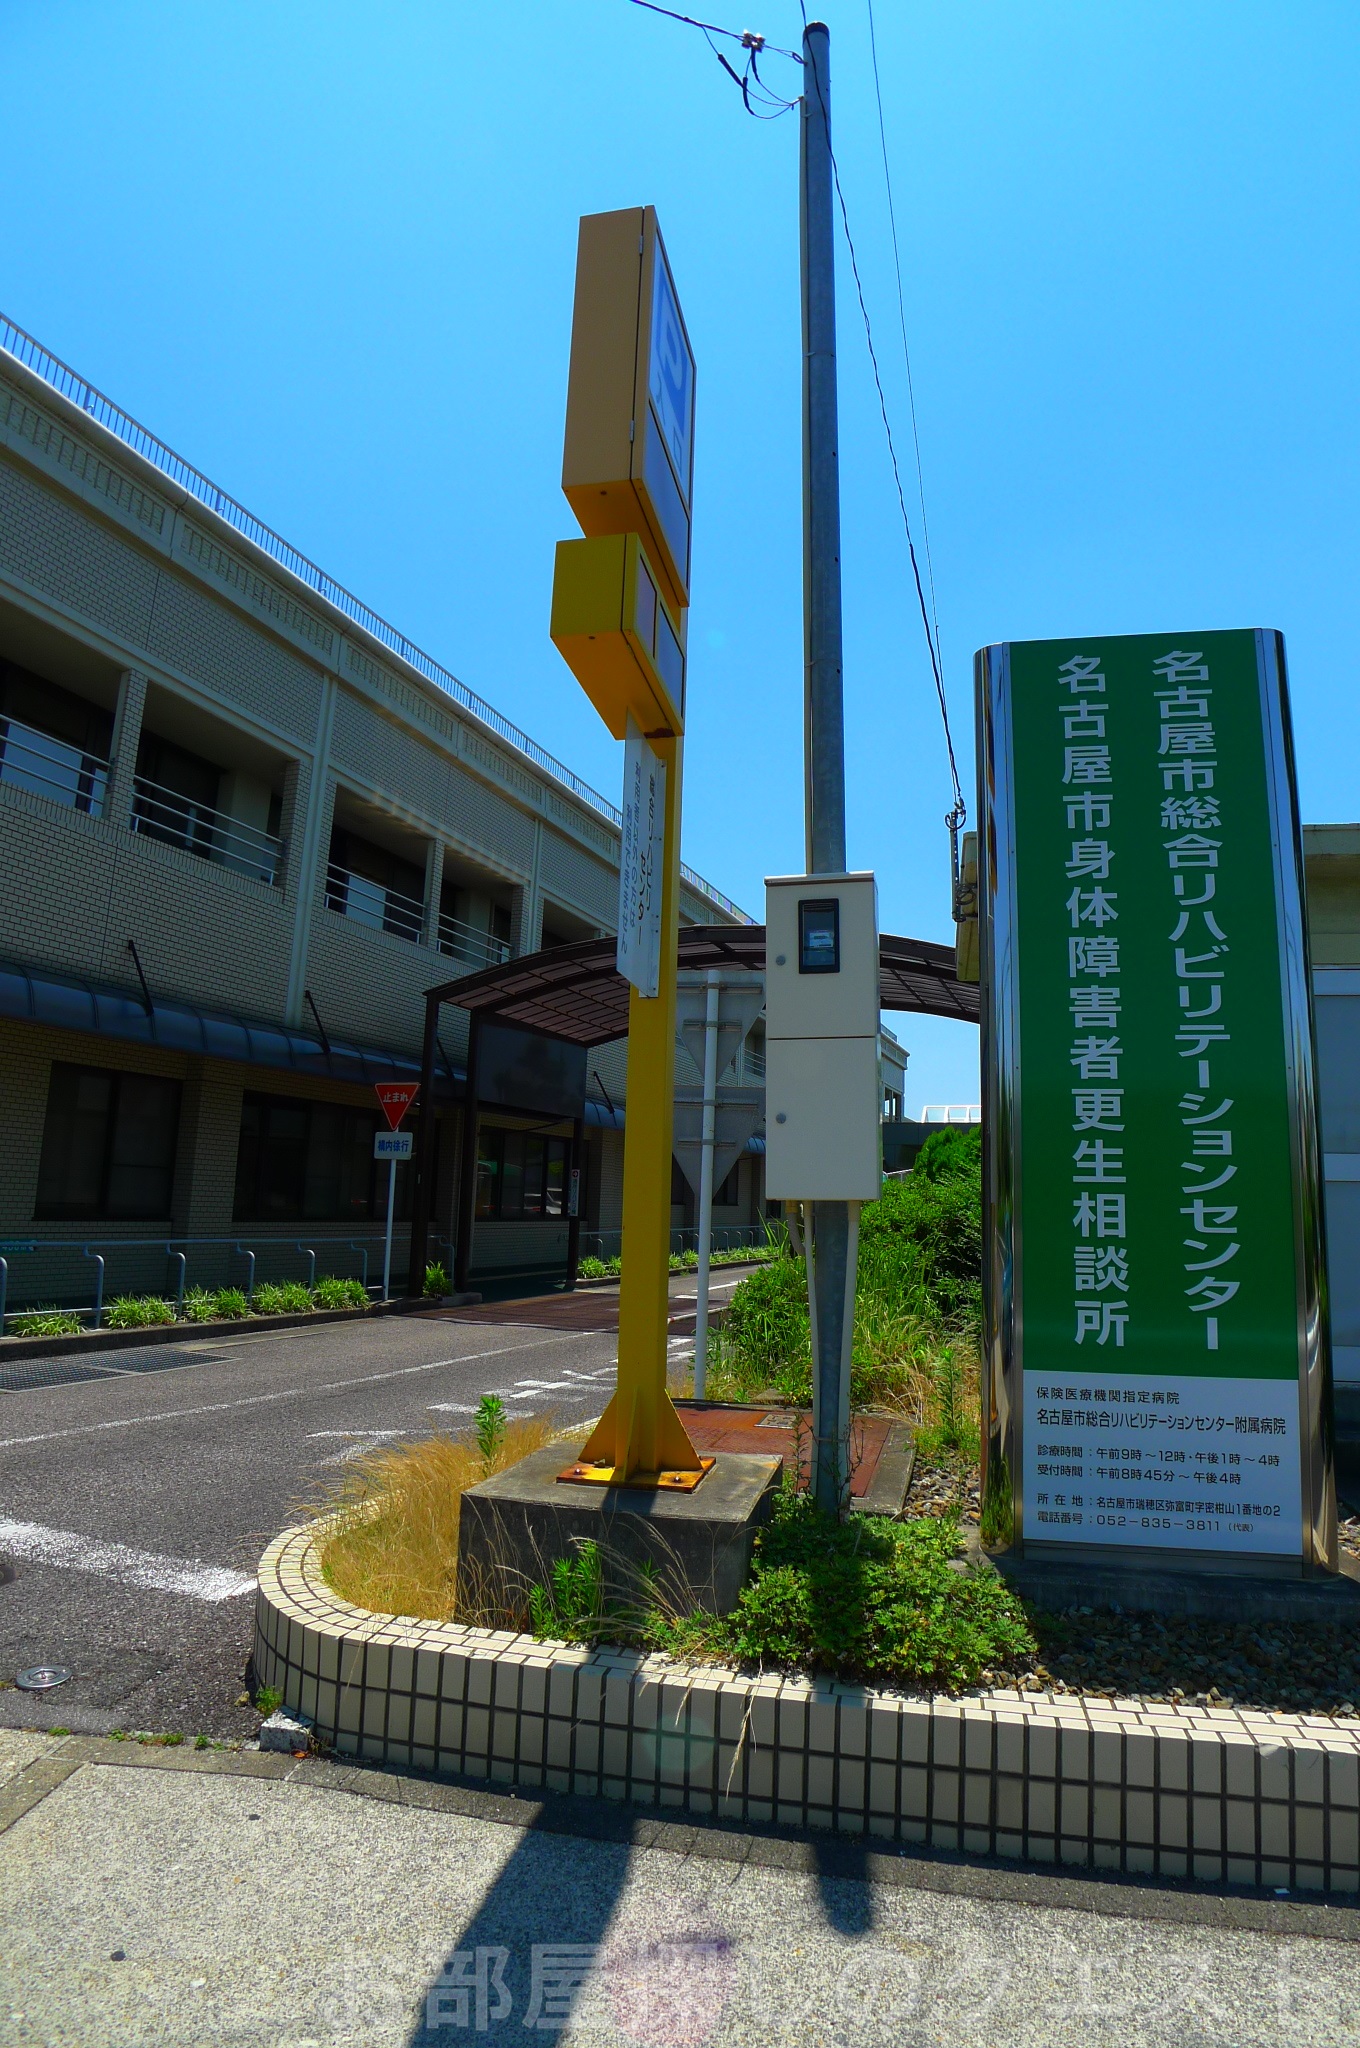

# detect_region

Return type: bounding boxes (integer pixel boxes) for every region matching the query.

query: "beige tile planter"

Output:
[256,1524,1360,1893]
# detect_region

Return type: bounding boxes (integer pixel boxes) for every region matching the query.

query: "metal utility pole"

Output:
[801,19,855,1515]
[692,967,722,1399]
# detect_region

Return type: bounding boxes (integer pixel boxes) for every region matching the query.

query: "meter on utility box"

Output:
[764,872,881,1201]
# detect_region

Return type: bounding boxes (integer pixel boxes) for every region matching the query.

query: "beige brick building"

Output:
[0,326,766,1309]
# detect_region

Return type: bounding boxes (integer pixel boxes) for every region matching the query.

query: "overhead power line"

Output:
[626,0,965,822]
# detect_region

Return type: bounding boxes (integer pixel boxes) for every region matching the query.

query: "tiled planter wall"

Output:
[256,1525,1360,1893]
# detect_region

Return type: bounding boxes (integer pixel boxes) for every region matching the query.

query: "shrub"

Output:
[105,1295,175,1330]
[213,1287,249,1319]
[182,1286,217,1323]
[9,1307,84,1337]
[650,1489,1034,1689]
[252,1281,312,1316]
[575,1256,610,1280]
[423,1260,450,1298]
[314,1276,368,1310]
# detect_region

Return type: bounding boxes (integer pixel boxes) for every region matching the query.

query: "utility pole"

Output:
[692,967,721,1399]
[801,19,855,1515]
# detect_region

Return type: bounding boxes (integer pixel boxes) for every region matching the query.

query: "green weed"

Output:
[104,1295,175,1330]
[254,1685,283,1718]
[314,1276,368,1311]
[423,1261,450,1298]
[8,1306,84,1337]
[252,1281,312,1315]
[649,1489,1034,1689]
[474,1394,508,1465]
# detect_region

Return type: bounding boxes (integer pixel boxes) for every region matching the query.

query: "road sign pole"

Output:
[692,967,721,1399]
[801,20,856,1515]
[382,1156,397,1302]
[578,734,704,1481]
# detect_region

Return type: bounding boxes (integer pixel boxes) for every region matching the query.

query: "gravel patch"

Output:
[906,1453,1360,1722]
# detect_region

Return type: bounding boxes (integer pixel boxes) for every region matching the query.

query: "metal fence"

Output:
[0,1234,408,1332]
[0,312,752,926]
[576,1222,784,1268]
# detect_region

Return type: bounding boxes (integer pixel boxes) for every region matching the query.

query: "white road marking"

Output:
[308,1428,408,1467]
[0,1519,254,1602]
[0,1334,589,1452]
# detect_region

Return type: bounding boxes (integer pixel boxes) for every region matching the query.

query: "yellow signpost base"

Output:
[558,733,708,1491]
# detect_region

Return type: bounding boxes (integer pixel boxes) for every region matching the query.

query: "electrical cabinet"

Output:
[764,872,881,1201]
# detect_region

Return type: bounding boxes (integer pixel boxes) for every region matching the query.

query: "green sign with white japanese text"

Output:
[979,629,1329,1560]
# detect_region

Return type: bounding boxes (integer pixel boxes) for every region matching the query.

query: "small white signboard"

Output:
[374,1130,414,1161]
[617,714,666,999]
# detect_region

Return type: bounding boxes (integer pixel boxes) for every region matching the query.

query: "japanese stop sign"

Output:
[374,1081,419,1130]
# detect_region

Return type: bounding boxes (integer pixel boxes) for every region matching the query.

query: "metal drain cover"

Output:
[16,1666,70,1691]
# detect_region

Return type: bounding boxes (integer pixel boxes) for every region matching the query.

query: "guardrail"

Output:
[577,1222,784,1268]
[436,910,511,971]
[0,312,752,925]
[0,715,108,814]
[324,863,424,943]
[0,1234,407,1332]
[132,774,284,884]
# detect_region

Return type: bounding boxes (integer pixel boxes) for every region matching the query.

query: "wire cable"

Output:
[866,0,943,731]
[800,8,964,824]
[627,1,802,63]
[627,0,963,819]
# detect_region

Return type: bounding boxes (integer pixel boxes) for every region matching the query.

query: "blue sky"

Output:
[5,2,1357,1107]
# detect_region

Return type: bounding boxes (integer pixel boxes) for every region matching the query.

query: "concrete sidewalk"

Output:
[2,1731,1359,2046]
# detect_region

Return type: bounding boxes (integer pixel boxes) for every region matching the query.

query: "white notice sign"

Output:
[617,715,665,999]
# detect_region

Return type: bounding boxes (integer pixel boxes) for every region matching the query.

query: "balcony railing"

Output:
[0,313,754,923]
[742,1044,766,1081]
[920,1104,982,1124]
[0,715,108,815]
[325,862,424,943]
[436,910,511,972]
[131,775,284,885]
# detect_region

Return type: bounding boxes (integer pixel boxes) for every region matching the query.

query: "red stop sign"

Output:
[374,1081,419,1130]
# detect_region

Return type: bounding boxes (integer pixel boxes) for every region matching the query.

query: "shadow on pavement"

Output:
[404,1813,742,2042]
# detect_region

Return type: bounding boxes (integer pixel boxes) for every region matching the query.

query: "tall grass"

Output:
[313,1417,556,1622]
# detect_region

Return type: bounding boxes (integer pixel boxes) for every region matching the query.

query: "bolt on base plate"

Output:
[556,1456,716,1493]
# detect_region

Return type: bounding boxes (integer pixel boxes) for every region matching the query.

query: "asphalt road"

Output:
[0,1276,744,1742]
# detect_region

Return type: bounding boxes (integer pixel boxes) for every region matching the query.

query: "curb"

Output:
[255,1523,1360,1895]
[5,1733,1360,1938]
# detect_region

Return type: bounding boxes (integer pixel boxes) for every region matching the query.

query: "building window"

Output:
[475,1128,570,1220]
[35,1063,181,1220]
[233,1093,382,1221]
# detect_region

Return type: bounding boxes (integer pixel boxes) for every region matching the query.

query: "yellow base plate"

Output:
[556,1456,716,1493]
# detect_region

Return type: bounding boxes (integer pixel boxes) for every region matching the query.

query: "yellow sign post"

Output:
[550,207,709,1489]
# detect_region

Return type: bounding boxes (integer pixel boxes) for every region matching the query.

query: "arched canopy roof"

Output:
[427,925,976,1046]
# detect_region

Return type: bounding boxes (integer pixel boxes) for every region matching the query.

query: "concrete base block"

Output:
[456,1444,782,1622]
[259,1708,313,1753]
[991,1549,1360,1620]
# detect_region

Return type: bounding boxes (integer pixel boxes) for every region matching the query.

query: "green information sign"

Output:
[977,630,1334,1565]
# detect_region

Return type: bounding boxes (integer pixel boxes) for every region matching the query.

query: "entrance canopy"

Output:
[425,925,976,1047]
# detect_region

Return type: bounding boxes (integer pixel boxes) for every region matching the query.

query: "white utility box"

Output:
[764,872,881,1201]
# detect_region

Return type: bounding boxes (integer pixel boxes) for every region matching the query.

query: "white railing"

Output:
[325,862,424,943]
[436,910,511,971]
[920,1104,982,1124]
[742,1044,766,1080]
[131,774,284,885]
[0,311,753,925]
[0,716,108,815]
